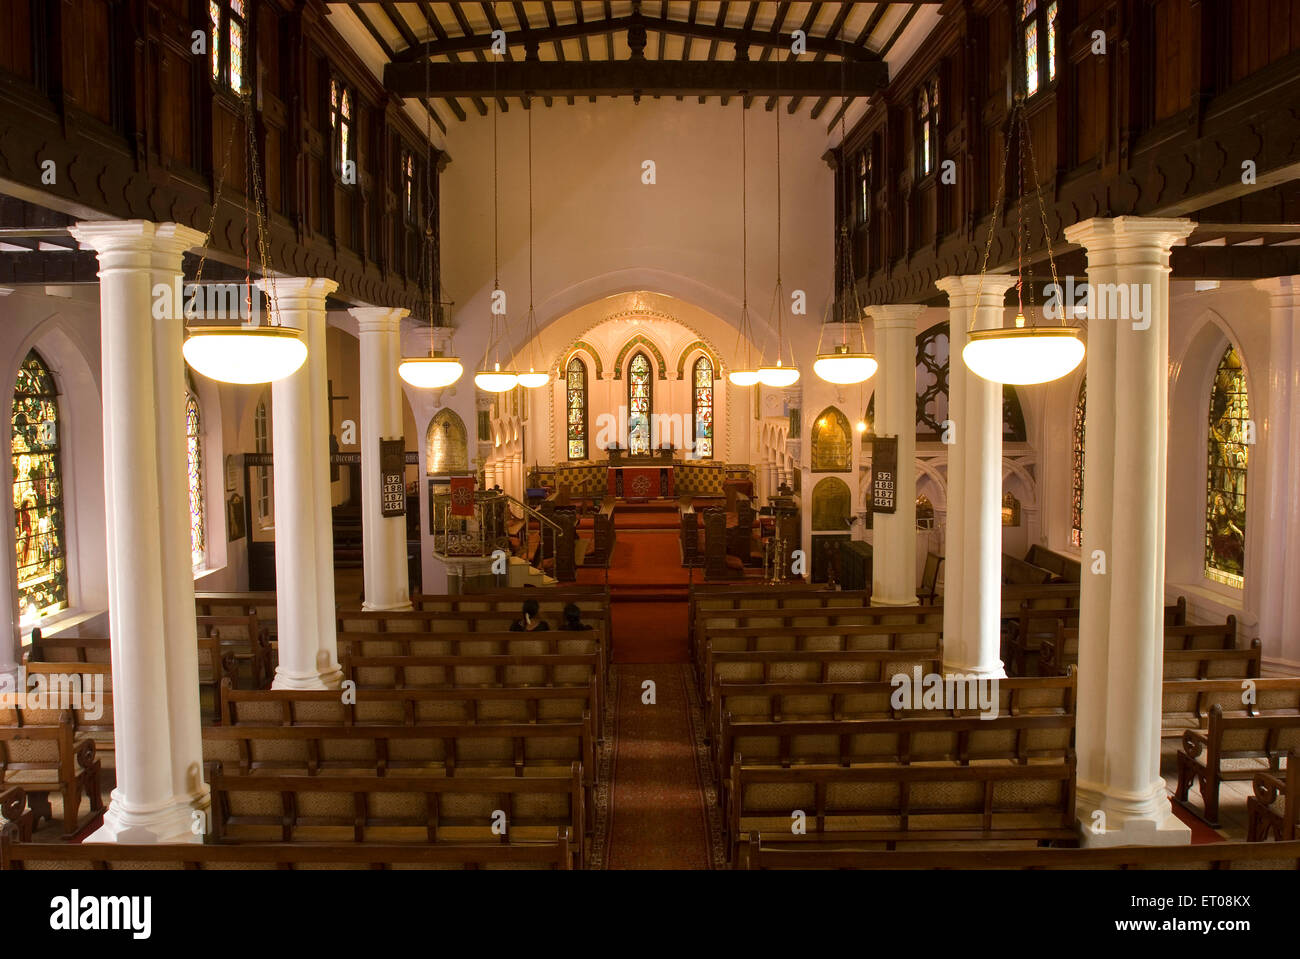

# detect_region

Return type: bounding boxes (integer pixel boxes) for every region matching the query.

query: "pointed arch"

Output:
[564,342,604,380]
[613,334,667,380]
[675,340,720,380]
[811,406,853,472]
[627,351,654,453]
[691,354,714,459]
[12,349,67,619]
[811,477,853,530]
[427,408,469,474]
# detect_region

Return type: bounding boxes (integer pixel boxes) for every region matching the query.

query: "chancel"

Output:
[2,0,1300,888]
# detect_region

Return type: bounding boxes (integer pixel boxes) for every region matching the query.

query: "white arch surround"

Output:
[1167,307,1261,631]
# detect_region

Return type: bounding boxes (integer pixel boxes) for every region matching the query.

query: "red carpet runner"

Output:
[594,665,725,869]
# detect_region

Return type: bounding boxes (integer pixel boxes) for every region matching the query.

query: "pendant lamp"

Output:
[475,89,517,394]
[516,104,550,389]
[961,96,1083,385]
[183,87,304,384]
[399,50,463,390]
[758,53,800,388]
[729,97,760,387]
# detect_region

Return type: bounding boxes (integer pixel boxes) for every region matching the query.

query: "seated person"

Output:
[558,603,593,632]
[510,598,550,632]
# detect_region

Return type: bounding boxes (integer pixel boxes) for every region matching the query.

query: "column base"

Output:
[1075,781,1192,847]
[362,599,414,612]
[940,658,1007,680]
[868,591,917,607]
[272,664,344,690]
[87,787,211,844]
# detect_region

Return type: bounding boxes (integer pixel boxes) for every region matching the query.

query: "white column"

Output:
[260,277,342,689]
[149,225,209,820]
[935,274,1017,677]
[351,306,412,612]
[1254,277,1300,668]
[869,305,925,604]
[70,220,209,842]
[1065,215,1195,846]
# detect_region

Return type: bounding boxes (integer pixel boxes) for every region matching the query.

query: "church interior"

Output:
[2,0,1300,881]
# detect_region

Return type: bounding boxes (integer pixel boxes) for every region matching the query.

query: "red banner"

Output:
[449,476,476,516]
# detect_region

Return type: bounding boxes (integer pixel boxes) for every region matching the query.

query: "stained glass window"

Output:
[692,356,713,459]
[1071,378,1085,548]
[402,151,416,223]
[13,350,66,620]
[1025,22,1040,96]
[857,150,870,225]
[254,399,271,525]
[567,357,587,460]
[330,79,354,182]
[1047,2,1059,82]
[209,1,245,93]
[627,352,652,454]
[186,391,206,569]
[1205,346,1249,588]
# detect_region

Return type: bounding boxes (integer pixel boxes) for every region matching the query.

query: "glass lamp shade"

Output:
[813,350,878,385]
[474,363,519,393]
[516,368,551,388]
[757,361,800,387]
[728,369,761,386]
[397,356,464,389]
[961,327,1085,385]
[183,326,307,384]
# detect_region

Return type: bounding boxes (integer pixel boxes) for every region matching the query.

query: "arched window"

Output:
[1021,1,1060,97]
[1205,345,1249,588]
[916,76,939,178]
[1071,378,1086,548]
[12,349,67,620]
[566,356,588,460]
[692,355,713,459]
[185,385,206,569]
[627,352,652,454]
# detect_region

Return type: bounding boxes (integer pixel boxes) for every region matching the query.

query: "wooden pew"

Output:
[220,678,597,733]
[1002,553,1054,585]
[1162,677,1300,739]
[1174,706,1300,825]
[727,758,1078,866]
[196,613,273,689]
[8,662,114,768]
[582,498,616,567]
[1023,545,1082,583]
[0,713,104,838]
[1248,749,1298,841]
[998,583,1080,619]
[709,673,1077,752]
[0,785,33,842]
[0,826,574,870]
[1164,641,1262,681]
[679,502,702,567]
[716,712,1076,789]
[742,834,1300,869]
[207,762,587,866]
[411,587,610,614]
[704,649,944,710]
[1032,599,1190,675]
[195,591,278,639]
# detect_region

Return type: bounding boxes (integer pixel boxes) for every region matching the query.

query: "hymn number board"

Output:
[872,435,898,514]
[380,438,406,518]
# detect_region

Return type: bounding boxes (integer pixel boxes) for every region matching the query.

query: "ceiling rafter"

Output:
[782,0,850,113]
[347,2,452,130]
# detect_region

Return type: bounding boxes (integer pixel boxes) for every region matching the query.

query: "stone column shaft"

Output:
[260,277,342,689]
[1065,215,1195,846]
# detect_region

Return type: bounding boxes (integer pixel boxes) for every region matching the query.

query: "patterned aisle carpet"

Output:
[589,664,727,869]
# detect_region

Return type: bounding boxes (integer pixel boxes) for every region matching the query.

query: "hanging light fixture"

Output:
[516,102,550,389]
[399,47,463,389]
[961,95,1083,385]
[814,70,876,386]
[728,95,761,387]
[475,79,518,394]
[183,84,304,384]
[757,52,799,388]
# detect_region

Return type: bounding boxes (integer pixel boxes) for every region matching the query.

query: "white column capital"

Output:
[1063,216,1195,262]
[868,304,926,329]
[256,276,339,311]
[70,219,197,253]
[935,273,1017,307]
[350,305,409,334]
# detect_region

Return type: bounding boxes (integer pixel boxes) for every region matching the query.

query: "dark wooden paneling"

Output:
[1152,0,1194,121]
[0,1,36,83]
[1231,0,1300,82]
[60,0,113,124]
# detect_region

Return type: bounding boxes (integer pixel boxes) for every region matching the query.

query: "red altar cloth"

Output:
[608,466,671,499]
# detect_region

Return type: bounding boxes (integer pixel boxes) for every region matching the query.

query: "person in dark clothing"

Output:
[510,598,550,632]
[558,602,593,631]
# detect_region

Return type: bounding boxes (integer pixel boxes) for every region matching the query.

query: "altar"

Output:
[608,464,674,499]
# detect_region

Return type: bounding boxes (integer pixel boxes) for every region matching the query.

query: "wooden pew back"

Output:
[1162,677,1300,737]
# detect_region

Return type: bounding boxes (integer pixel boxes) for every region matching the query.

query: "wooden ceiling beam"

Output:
[383,57,889,99]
